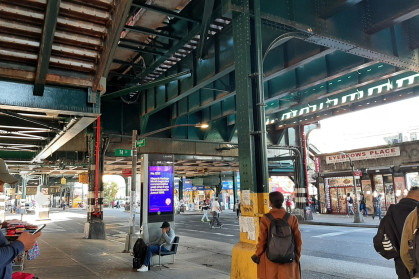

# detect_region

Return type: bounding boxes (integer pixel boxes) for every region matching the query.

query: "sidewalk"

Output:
[302,213,379,228]
[10,209,379,278]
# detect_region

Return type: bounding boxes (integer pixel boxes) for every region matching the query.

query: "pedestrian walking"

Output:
[375,187,419,279]
[373,192,382,220]
[286,197,292,213]
[236,199,241,218]
[210,197,222,228]
[346,193,354,216]
[201,201,210,222]
[359,192,368,216]
[251,191,302,279]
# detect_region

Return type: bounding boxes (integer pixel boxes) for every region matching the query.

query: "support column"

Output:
[293,125,308,218]
[231,0,270,278]
[84,117,106,239]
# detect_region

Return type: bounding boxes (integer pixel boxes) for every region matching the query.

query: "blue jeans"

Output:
[373,206,382,219]
[144,245,170,267]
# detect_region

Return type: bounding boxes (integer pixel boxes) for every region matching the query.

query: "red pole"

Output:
[94,116,101,215]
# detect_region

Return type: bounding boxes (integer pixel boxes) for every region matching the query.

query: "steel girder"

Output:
[103,0,419,144]
[0,80,100,116]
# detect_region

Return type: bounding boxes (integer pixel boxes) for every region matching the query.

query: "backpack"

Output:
[409,205,419,275]
[349,197,353,204]
[265,213,295,264]
[132,238,148,268]
[373,205,399,259]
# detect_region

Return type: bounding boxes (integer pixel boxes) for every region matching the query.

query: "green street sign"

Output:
[136,139,146,147]
[115,149,132,157]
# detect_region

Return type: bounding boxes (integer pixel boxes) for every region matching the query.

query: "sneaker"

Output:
[137,265,148,272]
[201,220,205,223]
[206,220,210,222]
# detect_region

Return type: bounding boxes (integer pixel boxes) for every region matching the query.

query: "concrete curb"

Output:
[301,221,378,228]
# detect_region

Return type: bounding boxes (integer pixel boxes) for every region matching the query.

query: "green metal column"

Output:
[231,0,270,278]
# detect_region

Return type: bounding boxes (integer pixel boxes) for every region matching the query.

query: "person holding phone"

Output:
[0,159,42,279]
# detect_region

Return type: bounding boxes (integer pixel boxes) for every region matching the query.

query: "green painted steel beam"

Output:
[142,64,235,119]
[0,80,100,116]
[118,43,167,57]
[123,25,181,41]
[197,0,215,59]
[275,71,418,125]
[133,24,202,83]
[112,59,145,69]
[102,70,192,100]
[232,0,261,193]
[33,0,61,96]
[279,82,419,127]
[270,67,408,116]
[0,152,35,160]
[131,1,201,24]
[365,0,419,34]
[234,0,419,72]
[318,0,363,19]
[119,38,168,51]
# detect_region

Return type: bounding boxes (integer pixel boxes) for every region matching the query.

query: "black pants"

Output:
[394,257,410,279]
[211,212,221,226]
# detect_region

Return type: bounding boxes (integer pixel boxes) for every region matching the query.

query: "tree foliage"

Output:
[103,181,119,203]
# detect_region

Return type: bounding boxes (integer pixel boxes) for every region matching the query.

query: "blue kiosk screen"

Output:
[148,166,174,214]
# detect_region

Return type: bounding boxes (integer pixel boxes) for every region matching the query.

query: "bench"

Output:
[156,236,180,269]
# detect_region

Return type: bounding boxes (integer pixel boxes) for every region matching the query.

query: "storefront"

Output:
[182,178,214,211]
[318,143,415,214]
[323,176,361,214]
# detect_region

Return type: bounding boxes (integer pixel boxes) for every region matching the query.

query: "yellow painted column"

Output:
[231,192,270,279]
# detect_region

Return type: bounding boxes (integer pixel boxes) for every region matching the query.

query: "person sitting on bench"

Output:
[137,221,175,272]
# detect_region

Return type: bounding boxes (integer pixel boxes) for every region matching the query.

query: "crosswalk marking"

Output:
[180,228,234,237]
[313,228,369,238]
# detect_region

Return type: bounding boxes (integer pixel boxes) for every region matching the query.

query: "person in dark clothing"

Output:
[379,186,419,279]
[0,159,42,279]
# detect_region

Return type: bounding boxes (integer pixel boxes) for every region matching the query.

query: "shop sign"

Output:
[79,173,89,184]
[326,147,400,164]
[26,187,37,195]
[280,73,419,122]
[61,177,66,185]
[315,157,321,172]
[41,188,48,195]
[122,168,132,177]
[353,171,362,177]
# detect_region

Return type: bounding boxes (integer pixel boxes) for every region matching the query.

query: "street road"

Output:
[33,208,397,279]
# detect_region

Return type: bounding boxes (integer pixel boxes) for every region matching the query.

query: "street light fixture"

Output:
[340,152,364,223]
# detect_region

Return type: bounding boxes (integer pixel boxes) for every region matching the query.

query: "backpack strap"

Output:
[265,212,291,222]
[265,213,275,221]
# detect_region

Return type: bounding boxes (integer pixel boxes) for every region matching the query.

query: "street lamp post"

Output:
[341,152,364,223]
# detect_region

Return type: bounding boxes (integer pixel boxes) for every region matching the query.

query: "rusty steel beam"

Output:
[92,0,133,93]
[0,67,94,88]
[33,0,60,96]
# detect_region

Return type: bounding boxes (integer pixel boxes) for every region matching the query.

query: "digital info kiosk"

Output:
[141,154,175,251]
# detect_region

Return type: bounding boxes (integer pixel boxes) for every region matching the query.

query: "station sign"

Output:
[115,149,132,157]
